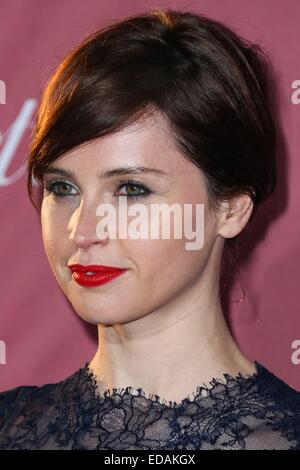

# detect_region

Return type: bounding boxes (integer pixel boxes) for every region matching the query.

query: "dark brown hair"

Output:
[26,8,277,301]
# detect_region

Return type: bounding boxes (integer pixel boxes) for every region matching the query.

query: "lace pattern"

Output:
[1,360,300,450]
[85,361,261,408]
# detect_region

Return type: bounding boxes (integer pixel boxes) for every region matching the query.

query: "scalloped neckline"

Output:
[82,360,264,409]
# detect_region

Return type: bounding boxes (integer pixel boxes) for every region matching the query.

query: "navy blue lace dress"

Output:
[0,360,300,450]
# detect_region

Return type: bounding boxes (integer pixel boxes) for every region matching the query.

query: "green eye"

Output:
[44,179,152,200]
[44,181,77,197]
[116,181,151,199]
[126,183,143,196]
[55,182,72,195]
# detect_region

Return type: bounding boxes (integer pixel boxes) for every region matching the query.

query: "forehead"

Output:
[53,112,200,180]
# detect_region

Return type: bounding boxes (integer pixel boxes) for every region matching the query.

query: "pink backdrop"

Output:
[1,0,300,392]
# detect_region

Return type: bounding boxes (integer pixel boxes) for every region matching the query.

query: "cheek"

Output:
[125,236,208,292]
[40,200,65,261]
[124,202,217,292]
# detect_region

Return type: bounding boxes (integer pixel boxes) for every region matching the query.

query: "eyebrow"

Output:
[42,165,168,179]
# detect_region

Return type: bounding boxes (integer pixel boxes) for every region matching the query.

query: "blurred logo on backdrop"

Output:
[0,79,37,186]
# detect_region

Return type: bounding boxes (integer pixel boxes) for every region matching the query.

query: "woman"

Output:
[1,8,299,450]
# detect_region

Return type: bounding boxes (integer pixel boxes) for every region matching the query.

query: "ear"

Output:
[216,193,254,239]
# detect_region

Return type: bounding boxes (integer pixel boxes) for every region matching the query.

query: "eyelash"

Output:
[43,179,152,201]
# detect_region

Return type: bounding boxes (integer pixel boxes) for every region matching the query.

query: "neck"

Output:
[88,279,256,403]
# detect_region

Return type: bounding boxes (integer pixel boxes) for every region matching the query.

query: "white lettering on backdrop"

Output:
[0,99,37,186]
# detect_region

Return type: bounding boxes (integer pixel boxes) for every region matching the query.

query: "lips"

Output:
[68,264,127,274]
[68,264,128,288]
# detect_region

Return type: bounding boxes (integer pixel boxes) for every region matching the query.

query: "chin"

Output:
[70,303,128,325]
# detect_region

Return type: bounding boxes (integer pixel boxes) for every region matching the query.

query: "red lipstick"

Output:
[68,264,128,288]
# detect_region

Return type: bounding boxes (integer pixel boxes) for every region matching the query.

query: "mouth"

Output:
[67,264,128,288]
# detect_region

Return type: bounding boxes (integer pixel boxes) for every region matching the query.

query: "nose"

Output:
[68,199,110,250]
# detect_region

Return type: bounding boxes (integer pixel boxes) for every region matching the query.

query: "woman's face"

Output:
[40,112,222,325]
